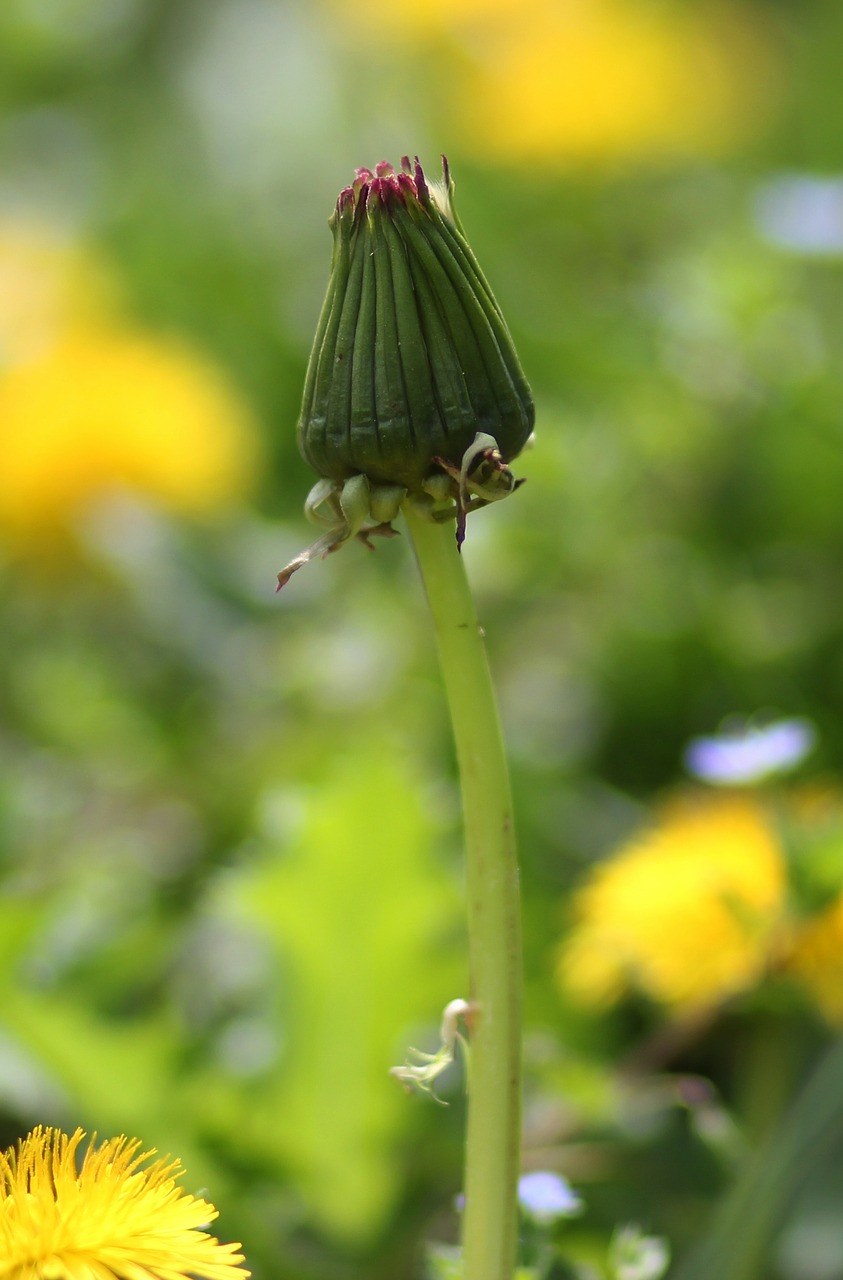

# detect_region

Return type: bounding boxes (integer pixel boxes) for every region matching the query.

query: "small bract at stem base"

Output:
[404,503,522,1280]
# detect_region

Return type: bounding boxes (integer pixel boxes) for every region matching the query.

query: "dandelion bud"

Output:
[278,156,534,587]
[298,156,534,491]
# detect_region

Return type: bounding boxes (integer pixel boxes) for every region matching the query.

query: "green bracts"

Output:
[297,157,534,492]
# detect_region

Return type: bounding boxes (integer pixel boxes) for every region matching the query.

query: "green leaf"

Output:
[226,745,462,1241]
[0,983,222,1190]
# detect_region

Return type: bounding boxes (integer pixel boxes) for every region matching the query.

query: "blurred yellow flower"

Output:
[0,222,110,364]
[787,896,843,1025]
[452,0,772,164]
[0,327,258,544]
[0,1126,248,1280]
[559,795,786,1011]
[331,0,774,164]
[329,0,518,40]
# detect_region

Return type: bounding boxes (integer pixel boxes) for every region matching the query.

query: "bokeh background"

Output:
[3,1,843,1277]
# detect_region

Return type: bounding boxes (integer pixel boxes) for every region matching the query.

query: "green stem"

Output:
[404,504,522,1280]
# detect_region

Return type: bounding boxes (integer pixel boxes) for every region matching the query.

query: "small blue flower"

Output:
[684,718,815,786]
[755,175,843,255]
[517,1171,583,1224]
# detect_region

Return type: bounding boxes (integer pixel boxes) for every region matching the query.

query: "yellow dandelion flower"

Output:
[329,0,775,164]
[559,795,787,1011]
[450,0,773,164]
[787,895,843,1025]
[0,1127,248,1280]
[0,327,258,546]
[0,222,111,365]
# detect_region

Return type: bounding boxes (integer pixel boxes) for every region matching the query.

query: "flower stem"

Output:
[404,504,522,1280]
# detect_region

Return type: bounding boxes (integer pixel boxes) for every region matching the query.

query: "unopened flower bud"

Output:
[277,156,534,588]
[298,155,534,491]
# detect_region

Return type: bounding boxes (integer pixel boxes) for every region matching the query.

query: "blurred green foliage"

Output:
[2,1,843,1277]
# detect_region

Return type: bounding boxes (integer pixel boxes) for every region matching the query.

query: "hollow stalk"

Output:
[405,503,522,1280]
